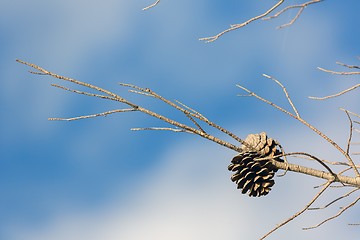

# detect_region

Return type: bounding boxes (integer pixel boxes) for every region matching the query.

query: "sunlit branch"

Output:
[263,0,323,29]
[262,74,300,117]
[237,79,360,177]
[317,66,360,75]
[308,188,359,210]
[49,109,136,121]
[131,127,190,133]
[199,0,284,43]
[260,181,332,239]
[303,195,360,230]
[142,0,160,11]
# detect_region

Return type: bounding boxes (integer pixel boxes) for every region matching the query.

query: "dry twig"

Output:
[199,0,323,43]
[199,0,285,43]
[263,0,323,29]
[260,181,332,239]
[308,188,359,210]
[142,0,160,11]
[304,195,360,230]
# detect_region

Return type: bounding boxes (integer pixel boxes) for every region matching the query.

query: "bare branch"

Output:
[317,66,360,75]
[303,195,360,230]
[341,109,354,155]
[49,109,136,121]
[51,84,120,102]
[120,83,246,145]
[342,109,360,119]
[175,100,209,121]
[336,61,360,70]
[199,0,284,43]
[237,81,360,177]
[19,59,360,186]
[131,127,190,133]
[262,74,300,118]
[142,0,160,11]
[263,0,323,29]
[308,188,359,210]
[17,59,243,153]
[309,83,360,100]
[260,181,332,240]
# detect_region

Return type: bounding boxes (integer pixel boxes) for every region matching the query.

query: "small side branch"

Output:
[309,84,360,100]
[142,0,160,11]
[199,0,284,43]
[308,188,359,210]
[49,109,136,121]
[260,181,332,240]
[262,74,300,118]
[341,109,354,155]
[317,66,360,75]
[131,127,190,133]
[263,0,323,29]
[303,195,360,230]
[237,80,360,177]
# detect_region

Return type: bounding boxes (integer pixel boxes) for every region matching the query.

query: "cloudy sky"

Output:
[1,1,360,239]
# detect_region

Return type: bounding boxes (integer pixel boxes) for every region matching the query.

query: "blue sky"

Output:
[1,1,360,239]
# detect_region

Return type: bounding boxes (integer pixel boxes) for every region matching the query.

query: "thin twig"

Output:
[341,109,353,155]
[336,61,360,70]
[142,0,160,11]
[199,0,284,43]
[308,188,359,210]
[51,84,120,102]
[263,0,323,29]
[262,74,300,117]
[260,181,332,240]
[342,109,360,119]
[175,100,208,121]
[131,127,190,133]
[309,83,360,100]
[49,109,136,121]
[303,195,360,230]
[317,66,360,75]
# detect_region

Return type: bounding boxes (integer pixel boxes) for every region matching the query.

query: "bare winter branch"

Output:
[317,66,360,75]
[199,0,284,43]
[18,59,360,237]
[237,77,360,177]
[263,0,323,29]
[309,84,360,100]
[142,0,160,11]
[304,195,360,230]
[131,127,190,133]
[49,109,136,121]
[262,74,300,118]
[17,59,243,153]
[308,188,359,210]
[260,181,332,239]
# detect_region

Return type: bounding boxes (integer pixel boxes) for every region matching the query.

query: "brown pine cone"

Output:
[228,132,283,197]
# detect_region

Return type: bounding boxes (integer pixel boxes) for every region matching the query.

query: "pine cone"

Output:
[228,132,283,197]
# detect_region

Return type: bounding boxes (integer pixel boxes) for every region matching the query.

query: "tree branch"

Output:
[237,77,360,177]
[260,180,332,239]
[199,0,284,43]
[142,0,160,11]
[263,0,323,29]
